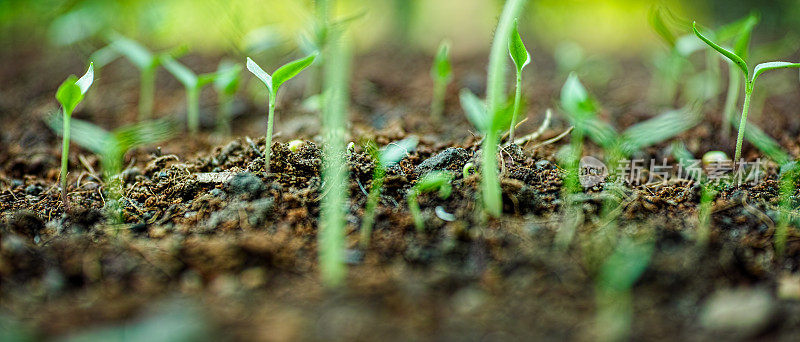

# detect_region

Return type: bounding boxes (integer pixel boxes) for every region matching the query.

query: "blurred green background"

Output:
[1,0,798,58]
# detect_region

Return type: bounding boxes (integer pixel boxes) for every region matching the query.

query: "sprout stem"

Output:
[217,93,233,136]
[360,167,385,248]
[482,0,527,217]
[265,92,276,172]
[431,78,446,122]
[187,87,200,135]
[60,109,71,209]
[733,88,752,164]
[139,67,155,120]
[510,72,523,143]
[407,190,424,231]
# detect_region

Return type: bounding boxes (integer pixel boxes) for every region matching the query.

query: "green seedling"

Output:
[48,116,175,220]
[507,18,531,143]
[430,40,453,122]
[693,21,800,165]
[161,55,220,135]
[407,171,454,231]
[246,53,317,172]
[460,89,514,217]
[106,35,163,121]
[213,61,242,136]
[360,137,419,247]
[595,238,653,341]
[776,162,800,255]
[318,26,350,288]
[56,63,94,209]
[455,0,528,218]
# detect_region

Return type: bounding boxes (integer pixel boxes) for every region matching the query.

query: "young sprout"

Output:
[507,18,531,143]
[318,26,350,288]
[466,0,528,217]
[56,63,94,209]
[693,21,800,164]
[161,55,220,135]
[48,116,175,220]
[107,35,162,120]
[246,53,317,172]
[213,61,242,136]
[430,40,453,122]
[360,137,418,247]
[407,171,454,232]
[462,162,476,178]
[776,162,800,255]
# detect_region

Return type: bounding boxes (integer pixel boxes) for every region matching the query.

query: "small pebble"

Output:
[25,184,42,195]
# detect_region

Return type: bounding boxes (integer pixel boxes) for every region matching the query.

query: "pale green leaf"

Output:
[214,61,241,95]
[272,53,317,91]
[620,106,701,154]
[161,56,198,88]
[560,73,596,119]
[246,57,273,93]
[380,137,418,167]
[459,89,488,133]
[76,63,94,95]
[109,34,155,69]
[47,115,111,154]
[508,18,530,73]
[430,40,452,82]
[648,6,676,47]
[693,21,748,78]
[597,238,653,293]
[752,61,800,83]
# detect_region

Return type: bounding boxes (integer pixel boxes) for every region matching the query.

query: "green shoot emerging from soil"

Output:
[48,115,175,220]
[213,61,242,136]
[161,55,220,135]
[246,53,317,172]
[407,171,454,231]
[430,40,452,122]
[461,0,528,218]
[693,21,800,164]
[360,137,418,247]
[107,35,162,121]
[507,18,530,144]
[318,26,349,287]
[56,62,94,209]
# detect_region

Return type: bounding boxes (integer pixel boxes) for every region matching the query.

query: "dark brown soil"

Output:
[2,47,800,341]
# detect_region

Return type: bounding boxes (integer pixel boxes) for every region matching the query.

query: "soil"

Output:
[2,46,800,341]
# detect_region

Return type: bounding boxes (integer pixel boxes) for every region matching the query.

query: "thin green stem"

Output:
[510,72,522,143]
[431,79,446,122]
[265,92,276,172]
[187,87,200,135]
[360,168,385,248]
[482,0,527,217]
[60,109,71,209]
[481,133,501,216]
[407,191,423,231]
[217,93,233,136]
[734,87,752,164]
[139,67,155,121]
[697,184,714,245]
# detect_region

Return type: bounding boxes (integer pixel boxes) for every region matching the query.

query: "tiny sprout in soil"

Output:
[246,53,317,172]
[430,40,452,122]
[407,171,454,231]
[56,62,94,209]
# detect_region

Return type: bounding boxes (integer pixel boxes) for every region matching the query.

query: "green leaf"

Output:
[197,73,218,88]
[560,73,596,119]
[76,63,94,95]
[56,76,83,115]
[109,34,155,70]
[752,61,800,83]
[582,117,619,149]
[214,61,241,95]
[47,114,111,155]
[620,106,701,154]
[597,238,653,293]
[89,45,120,68]
[733,13,758,60]
[112,119,176,154]
[648,6,676,47]
[246,57,273,93]
[161,55,198,88]
[431,40,453,82]
[508,18,530,73]
[272,53,318,91]
[379,136,418,167]
[693,21,748,78]
[414,171,454,195]
[459,89,488,133]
